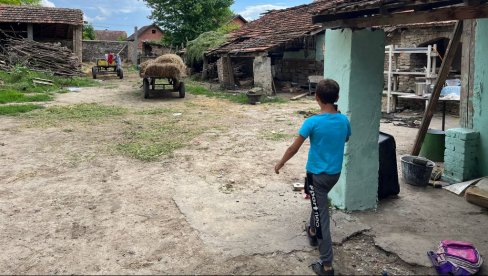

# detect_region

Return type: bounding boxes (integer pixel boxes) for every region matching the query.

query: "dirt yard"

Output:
[0,72,461,275]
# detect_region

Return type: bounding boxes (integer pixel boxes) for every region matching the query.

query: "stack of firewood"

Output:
[0,36,83,76]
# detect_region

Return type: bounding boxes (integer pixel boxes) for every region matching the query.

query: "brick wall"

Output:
[82,40,129,62]
[444,128,480,183]
[274,59,324,85]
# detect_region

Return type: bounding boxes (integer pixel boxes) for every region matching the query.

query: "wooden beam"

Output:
[411,20,464,156]
[461,19,475,128]
[313,4,488,28]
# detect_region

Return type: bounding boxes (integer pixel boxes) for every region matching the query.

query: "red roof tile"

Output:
[210,0,331,54]
[95,30,127,41]
[0,5,83,25]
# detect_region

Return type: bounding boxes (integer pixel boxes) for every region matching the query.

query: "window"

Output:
[152,29,156,34]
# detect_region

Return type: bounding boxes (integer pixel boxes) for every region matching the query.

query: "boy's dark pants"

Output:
[307,173,340,267]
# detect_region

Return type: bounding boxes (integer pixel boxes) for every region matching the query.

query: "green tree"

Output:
[0,0,40,4]
[83,24,96,40]
[143,0,234,46]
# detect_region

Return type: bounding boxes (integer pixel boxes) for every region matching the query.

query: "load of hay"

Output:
[140,54,187,79]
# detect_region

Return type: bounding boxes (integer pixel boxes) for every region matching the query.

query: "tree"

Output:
[0,0,40,4]
[83,24,96,40]
[143,0,234,47]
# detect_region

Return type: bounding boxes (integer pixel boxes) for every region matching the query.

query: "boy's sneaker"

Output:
[305,225,318,246]
[310,261,334,276]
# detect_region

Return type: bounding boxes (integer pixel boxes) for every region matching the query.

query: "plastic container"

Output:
[401,155,435,186]
[419,129,445,162]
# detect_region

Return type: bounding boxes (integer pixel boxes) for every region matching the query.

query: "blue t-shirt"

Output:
[298,113,351,175]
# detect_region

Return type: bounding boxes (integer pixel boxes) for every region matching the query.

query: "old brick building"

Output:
[127,23,164,52]
[207,2,327,94]
[0,5,83,61]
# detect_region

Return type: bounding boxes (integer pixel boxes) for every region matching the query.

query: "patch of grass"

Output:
[187,83,287,104]
[117,120,204,162]
[135,108,174,115]
[0,67,98,96]
[0,104,44,115]
[261,131,294,141]
[0,89,52,104]
[22,103,127,125]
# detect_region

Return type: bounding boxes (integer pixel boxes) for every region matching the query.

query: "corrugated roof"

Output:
[209,0,331,55]
[0,5,83,25]
[95,30,127,41]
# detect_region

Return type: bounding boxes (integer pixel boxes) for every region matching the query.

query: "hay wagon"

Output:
[142,76,185,99]
[139,54,187,99]
[92,54,123,80]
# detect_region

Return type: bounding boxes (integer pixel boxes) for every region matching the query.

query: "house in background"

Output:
[0,5,83,61]
[94,30,127,41]
[230,15,247,28]
[127,23,164,54]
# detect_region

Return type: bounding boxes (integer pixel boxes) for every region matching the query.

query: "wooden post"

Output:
[27,23,33,41]
[132,26,138,65]
[202,55,208,80]
[411,20,464,156]
[387,45,393,113]
[461,20,476,129]
[72,25,83,62]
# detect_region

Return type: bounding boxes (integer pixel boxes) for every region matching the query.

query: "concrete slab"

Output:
[374,233,433,267]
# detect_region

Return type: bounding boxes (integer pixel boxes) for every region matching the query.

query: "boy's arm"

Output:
[274,135,306,174]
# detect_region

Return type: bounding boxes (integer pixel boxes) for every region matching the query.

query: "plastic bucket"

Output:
[419,129,445,162]
[401,155,435,187]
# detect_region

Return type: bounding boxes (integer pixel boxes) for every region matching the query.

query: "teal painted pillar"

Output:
[472,19,488,176]
[324,29,385,211]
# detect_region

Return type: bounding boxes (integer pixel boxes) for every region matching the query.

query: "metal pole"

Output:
[387,45,393,113]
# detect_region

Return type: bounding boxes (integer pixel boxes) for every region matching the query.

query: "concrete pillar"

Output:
[471,19,488,176]
[72,25,83,62]
[324,28,385,211]
[253,55,273,95]
[132,26,138,65]
[27,23,33,41]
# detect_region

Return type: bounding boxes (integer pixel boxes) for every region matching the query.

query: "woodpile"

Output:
[0,36,83,76]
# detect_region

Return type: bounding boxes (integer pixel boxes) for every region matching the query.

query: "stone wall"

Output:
[253,56,273,94]
[82,40,129,62]
[274,59,324,86]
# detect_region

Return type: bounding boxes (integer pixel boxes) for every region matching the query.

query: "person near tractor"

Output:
[275,79,351,276]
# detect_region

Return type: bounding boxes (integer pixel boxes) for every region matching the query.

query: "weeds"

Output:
[0,89,52,104]
[186,83,287,104]
[117,120,204,162]
[261,131,294,141]
[135,108,175,115]
[22,103,127,125]
[0,104,44,115]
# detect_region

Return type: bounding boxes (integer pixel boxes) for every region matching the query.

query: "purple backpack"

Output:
[428,240,483,276]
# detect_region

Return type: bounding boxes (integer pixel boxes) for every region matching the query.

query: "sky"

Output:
[40,0,311,36]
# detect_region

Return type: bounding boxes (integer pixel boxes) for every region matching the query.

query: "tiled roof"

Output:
[210,0,331,54]
[127,23,164,41]
[0,5,83,25]
[95,30,127,41]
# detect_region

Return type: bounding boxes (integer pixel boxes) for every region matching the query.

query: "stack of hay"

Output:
[140,54,187,79]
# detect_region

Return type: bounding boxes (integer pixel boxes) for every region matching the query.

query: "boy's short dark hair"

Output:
[316,79,340,104]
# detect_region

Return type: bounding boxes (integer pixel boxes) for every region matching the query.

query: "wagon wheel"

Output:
[172,78,179,91]
[178,82,185,98]
[92,67,98,79]
[143,78,150,99]
[118,68,124,79]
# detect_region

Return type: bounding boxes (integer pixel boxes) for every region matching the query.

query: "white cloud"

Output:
[83,14,93,22]
[40,0,55,7]
[238,4,289,20]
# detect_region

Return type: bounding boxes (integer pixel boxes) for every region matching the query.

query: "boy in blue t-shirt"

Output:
[275,79,351,276]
